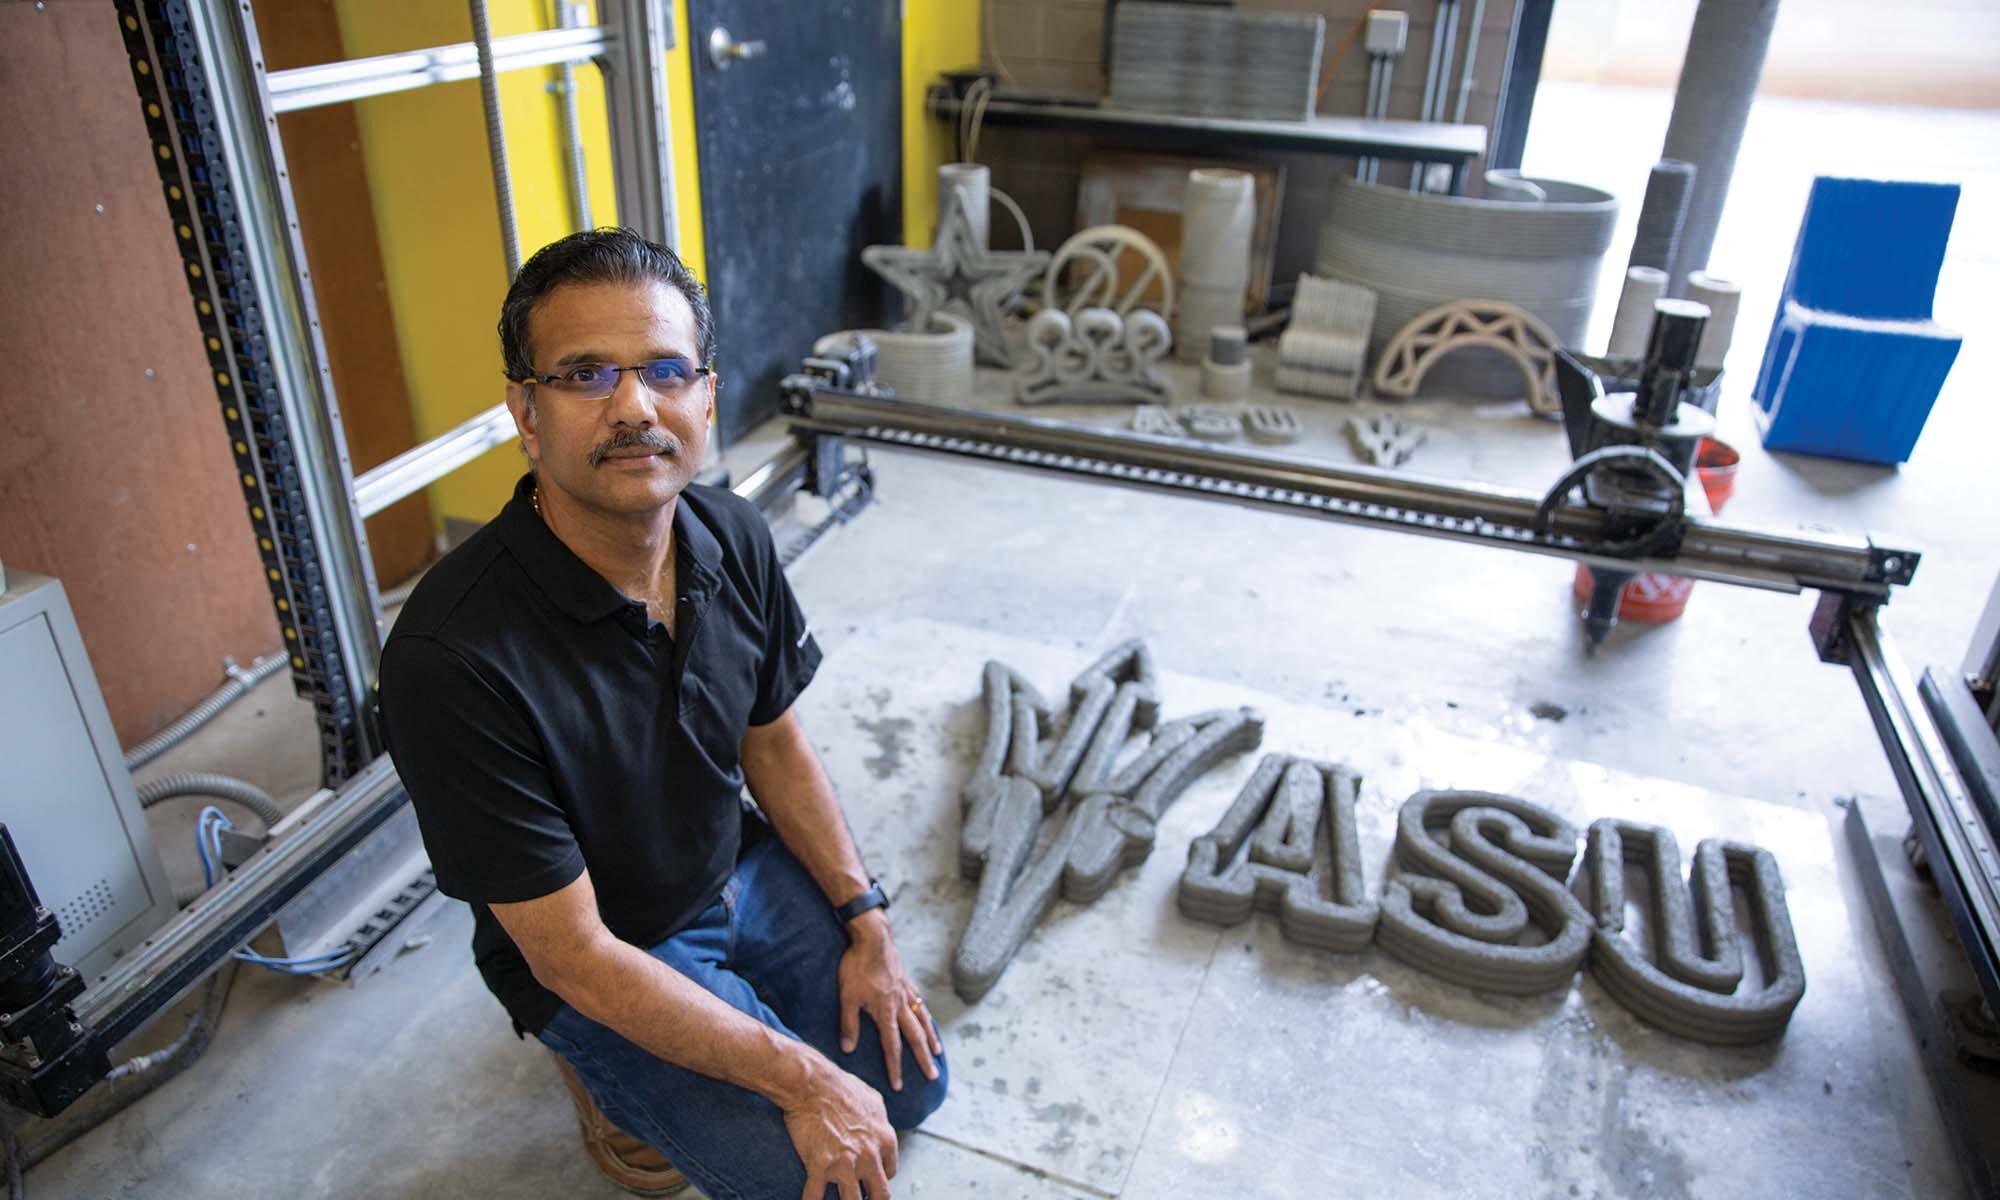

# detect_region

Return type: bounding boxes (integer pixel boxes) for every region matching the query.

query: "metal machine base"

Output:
[1845,792,2000,1199]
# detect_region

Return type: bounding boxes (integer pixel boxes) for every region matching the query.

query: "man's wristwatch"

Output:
[835,879,889,923]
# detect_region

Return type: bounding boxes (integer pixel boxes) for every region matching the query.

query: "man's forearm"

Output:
[742,711,874,911]
[549,934,831,1108]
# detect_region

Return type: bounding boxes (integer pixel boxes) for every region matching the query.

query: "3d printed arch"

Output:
[1372,300,1562,415]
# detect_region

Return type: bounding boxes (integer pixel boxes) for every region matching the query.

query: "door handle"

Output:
[707,26,767,69]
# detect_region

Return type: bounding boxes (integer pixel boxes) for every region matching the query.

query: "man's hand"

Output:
[837,911,944,1092]
[782,1054,898,1200]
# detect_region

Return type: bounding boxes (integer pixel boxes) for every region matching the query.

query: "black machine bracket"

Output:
[0,829,110,1118]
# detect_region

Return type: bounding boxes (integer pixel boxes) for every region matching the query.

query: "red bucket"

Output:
[1571,437,1740,624]
[1696,436,1740,512]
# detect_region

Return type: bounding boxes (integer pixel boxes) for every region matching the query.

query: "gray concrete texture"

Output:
[956,641,1264,1000]
[1377,789,1595,994]
[1183,773,1808,1044]
[1582,819,1807,1045]
[24,83,1995,1199]
[1178,753,1380,951]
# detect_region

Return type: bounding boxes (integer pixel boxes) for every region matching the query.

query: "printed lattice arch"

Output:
[1372,299,1562,415]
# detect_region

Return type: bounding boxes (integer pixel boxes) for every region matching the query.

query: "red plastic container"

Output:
[1571,437,1739,624]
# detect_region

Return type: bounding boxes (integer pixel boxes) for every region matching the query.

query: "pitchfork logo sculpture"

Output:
[953,642,1263,1001]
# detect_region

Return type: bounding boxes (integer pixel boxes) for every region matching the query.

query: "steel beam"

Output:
[730,441,812,515]
[354,408,519,519]
[267,26,614,114]
[1837,606,2000,1015]
[598,0,678,250]
[781,389,1918,599]
[190,0,384,769]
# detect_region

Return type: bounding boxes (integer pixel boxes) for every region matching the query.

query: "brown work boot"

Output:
[551,1052,692,1197]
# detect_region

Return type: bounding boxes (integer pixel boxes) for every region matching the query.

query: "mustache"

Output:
[589,428,680,467]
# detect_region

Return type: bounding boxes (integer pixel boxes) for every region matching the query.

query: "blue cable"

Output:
[192,809,356,975]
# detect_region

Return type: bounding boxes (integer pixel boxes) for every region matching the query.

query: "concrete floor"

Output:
[28,83,1997,1197]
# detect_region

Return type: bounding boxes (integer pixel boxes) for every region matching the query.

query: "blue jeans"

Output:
[537,836,949,1200]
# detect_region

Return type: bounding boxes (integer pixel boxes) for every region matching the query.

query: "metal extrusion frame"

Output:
[267,26,614,113]
[116,0,688,786]
[598,0,680,251]
[117,0,384,784]
[1823,603,2000,1007]
[778,387,1917,599]
[354,404,519,519]
[76,758,407,1050]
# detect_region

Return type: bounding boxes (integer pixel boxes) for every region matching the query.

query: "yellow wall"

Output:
[334,0,702,526]
[902,1,983,247]
[334,1,946,525]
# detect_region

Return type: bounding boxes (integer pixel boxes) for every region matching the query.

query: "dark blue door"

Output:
[689,0,902,447]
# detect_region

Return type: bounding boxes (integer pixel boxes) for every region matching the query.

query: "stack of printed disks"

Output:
[1177,168,1254,364]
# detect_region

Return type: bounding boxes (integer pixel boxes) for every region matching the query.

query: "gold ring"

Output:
[909,996,926,1010]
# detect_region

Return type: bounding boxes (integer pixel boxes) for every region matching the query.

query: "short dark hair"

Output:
[498,228,715,383]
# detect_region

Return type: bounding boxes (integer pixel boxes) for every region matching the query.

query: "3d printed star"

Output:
[862,185,1049,369]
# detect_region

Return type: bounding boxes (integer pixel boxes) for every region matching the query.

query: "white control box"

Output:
[0,572,178,983]
[1366,10,1410,56]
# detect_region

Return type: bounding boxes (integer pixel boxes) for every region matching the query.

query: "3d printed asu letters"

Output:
[1172,785,1808,1044]
[1178,754,1379,953]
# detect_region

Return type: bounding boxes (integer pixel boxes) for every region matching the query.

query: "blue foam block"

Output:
[1750,177,1962,464]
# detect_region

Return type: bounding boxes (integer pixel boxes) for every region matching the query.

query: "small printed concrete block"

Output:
[1372,300,1563,416]
[1345,411,1425,466]
[1581,819,1806,1045]
[1275,328,1368,400]
[1200,357,1252,401]
[1179,754,1379,953]
[1376,790,1592,995]
[1244,405,1303,445]
[1687,270,1741,371]
[1179,405,1242,441]
[1131,404,1184,438]
[1208,325,1248,366]
[1607,266,1668,360]
[1016,306,1173,406]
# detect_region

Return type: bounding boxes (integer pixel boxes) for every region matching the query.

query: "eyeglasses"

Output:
[522,358,714,401]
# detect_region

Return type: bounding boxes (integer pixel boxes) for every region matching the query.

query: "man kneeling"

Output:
[379,228,947,1199]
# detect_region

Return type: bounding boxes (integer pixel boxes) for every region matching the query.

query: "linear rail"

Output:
[783,389,1918,599]
[1842,608,2000,1008]
[76,760,406,1049]
[355,404,518,519]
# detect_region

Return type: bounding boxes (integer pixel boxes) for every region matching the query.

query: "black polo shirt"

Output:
[377,473,821,1035]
